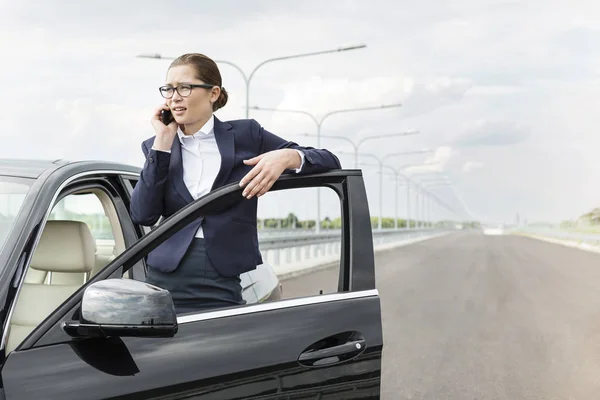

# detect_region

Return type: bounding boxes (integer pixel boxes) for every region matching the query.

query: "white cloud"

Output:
[1,0,600,223]
[463,161,484,172]
[468,86,526,95]
[403,147,457,174]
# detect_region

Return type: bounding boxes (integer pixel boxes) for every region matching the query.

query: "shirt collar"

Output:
[177,114,215,143]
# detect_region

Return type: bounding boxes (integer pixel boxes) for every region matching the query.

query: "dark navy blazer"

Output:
[129,117,341,277]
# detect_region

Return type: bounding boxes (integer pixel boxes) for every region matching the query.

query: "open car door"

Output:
[1,170,383,399]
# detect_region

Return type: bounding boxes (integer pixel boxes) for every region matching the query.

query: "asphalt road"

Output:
[282,232,600,399]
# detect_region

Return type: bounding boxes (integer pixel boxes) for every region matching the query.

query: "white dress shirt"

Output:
[178,116,220,237]
[152,115,304,238]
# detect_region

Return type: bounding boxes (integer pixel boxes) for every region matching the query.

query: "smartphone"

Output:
[160,109,174,125]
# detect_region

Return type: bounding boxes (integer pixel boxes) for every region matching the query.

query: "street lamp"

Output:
[405,181,445,228]
[408,172,470,227]
[136,44,367,118]
[425,181,460,227]
[294,131,421,168]
[293,131,422,168]
[252,102,403,233]
[251,103,403,148]
[420,182,454,228]
[394,162,441,228]
[358,159,438,230]
[360,161,409,230]
[407,172,448,228]
[338,149,433,230]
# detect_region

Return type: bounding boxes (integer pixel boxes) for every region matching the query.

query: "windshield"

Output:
[0,176,33,254]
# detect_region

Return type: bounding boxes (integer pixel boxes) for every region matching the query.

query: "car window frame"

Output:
[118,175,160,235]
[0,175,36,259]
[13,170,376,352]
[0,171,142,354]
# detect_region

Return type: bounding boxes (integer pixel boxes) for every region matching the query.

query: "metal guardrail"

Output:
[259,232,340,250]
[257,227,440,237]
[258,228,451,268]
[101,227,452,271]
[257,228,441,250]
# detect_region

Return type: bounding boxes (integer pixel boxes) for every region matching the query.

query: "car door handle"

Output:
[298,339,367,367]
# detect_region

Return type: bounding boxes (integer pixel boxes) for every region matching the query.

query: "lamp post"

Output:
[408,172,467,227]
[251,103,404,149]
[359,161,452,230]
[396,162,441,228]
[404,170,446,227]
[293,131,422,168]
[136,44,367,118]
[252,103,403,233]
[420,182,453,228]
[338,149,433,230]
[359,162,408,230]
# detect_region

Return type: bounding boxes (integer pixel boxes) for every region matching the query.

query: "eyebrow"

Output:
[163,81,196,87]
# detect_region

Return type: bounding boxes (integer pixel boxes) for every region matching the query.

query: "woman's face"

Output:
[164,65,219,128]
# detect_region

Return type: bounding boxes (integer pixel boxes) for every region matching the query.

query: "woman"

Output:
[130,53,341,314]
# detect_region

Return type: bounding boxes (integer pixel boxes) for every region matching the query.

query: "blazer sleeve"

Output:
[252,120,342,173]
[130,141,171,226]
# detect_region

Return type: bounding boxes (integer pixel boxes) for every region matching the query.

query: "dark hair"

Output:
[169,53,228,111]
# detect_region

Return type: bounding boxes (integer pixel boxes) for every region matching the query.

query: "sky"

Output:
[0,0,599,225]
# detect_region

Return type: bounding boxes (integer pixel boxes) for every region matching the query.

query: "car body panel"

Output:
[0,159,382,399]
[3,293,382,399]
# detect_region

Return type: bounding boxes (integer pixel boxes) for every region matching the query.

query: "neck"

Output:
[181,114,212,136]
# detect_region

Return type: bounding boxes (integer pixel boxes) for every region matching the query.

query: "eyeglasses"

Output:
[159,83,215,99]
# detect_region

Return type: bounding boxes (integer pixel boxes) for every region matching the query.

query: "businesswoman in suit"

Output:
[130,53,341,314]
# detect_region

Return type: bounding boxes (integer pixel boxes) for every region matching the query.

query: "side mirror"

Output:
[64,279,178,338]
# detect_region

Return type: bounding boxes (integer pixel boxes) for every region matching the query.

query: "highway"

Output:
[282,231,600,399]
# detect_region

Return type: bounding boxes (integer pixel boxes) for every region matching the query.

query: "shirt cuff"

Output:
[294,150,305,173]
[151,146,171,154]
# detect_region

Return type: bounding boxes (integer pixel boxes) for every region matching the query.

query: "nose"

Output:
[171,89,183,103]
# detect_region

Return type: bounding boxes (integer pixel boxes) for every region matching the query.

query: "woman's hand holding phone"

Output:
[151,104,178,152]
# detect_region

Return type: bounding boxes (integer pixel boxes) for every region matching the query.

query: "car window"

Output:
[5,186,127,353]
[128,185,344,314]
[257,187,342,300]
[0,176,33,256]
[49,193,115,256]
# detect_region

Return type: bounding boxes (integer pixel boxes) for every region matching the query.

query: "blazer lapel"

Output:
[211,116,235,190]
[169,136,195,204]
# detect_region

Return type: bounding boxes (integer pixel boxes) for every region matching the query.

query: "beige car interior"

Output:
[5,188,127,353]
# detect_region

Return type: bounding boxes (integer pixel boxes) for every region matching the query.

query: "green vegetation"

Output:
[559,207,600,233]
[47,209,476,237]
[258,213,479,230]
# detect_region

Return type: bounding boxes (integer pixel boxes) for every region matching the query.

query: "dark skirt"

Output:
[145,238,246,314]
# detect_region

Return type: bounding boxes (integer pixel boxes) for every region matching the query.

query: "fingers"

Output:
[240,151,286,198]
[152,104,170,120]
[240,158,263,187]
[243,163,282,198]
[243,154,263,166]
[240,168,258,188]
[256,178,275,197]
[242,170,267,199]
[245,174,274,199]
[242,164,278,198]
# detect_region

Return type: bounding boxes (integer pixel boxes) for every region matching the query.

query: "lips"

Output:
[172,106,187,115]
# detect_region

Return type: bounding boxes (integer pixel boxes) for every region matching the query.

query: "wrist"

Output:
[286,149,302,169]
[153,137,173,152]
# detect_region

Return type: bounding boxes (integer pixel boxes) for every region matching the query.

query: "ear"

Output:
[211,86,220,102]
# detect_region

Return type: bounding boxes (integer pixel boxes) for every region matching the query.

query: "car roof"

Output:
[0,158,140,179]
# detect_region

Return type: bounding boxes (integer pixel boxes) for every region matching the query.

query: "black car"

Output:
[0,158,383,399]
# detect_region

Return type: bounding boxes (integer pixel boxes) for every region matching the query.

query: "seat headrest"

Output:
[30,220,96,273]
